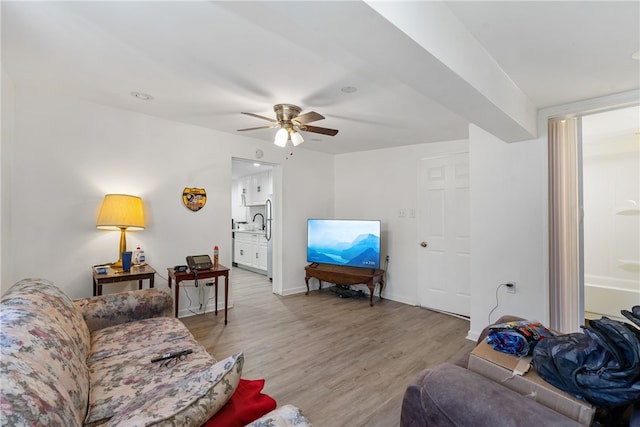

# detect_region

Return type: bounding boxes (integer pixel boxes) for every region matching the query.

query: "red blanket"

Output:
[203,378,277,427]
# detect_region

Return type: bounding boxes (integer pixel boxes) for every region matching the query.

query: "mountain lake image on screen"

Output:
[307,219,381,269]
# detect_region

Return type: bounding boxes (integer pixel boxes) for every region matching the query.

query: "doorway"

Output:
[417,152,471,317]
[231,158,278,293]
[582,106,640,322]
[549,102,640,332]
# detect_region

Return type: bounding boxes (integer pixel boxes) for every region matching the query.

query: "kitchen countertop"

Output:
[232,229,266,235]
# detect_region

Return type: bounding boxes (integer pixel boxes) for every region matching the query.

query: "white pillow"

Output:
[246,404,313,427]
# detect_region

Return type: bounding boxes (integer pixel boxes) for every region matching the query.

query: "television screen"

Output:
[307,219,381,269]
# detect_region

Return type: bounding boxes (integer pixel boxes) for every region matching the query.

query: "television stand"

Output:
[304,264,385,306]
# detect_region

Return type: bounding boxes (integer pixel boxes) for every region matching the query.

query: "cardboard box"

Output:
[469,340,595,426]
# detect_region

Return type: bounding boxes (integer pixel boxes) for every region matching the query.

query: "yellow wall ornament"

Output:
[182,187,207,212]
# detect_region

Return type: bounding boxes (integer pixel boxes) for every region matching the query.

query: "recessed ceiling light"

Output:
[632,50,640,60]
[131,92,154,101]
[341,86,357,94]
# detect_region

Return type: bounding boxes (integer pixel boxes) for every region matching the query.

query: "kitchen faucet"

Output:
[253,213,265,230]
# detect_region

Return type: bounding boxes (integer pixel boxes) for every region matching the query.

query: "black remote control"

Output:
[151,349,193,363]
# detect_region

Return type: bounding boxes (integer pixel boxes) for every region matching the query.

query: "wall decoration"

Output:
[182,187,207,211]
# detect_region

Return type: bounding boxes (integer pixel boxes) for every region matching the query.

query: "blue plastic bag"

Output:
[486,320,554,356]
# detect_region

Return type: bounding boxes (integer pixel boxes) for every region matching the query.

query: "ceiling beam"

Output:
[366,1,537,142]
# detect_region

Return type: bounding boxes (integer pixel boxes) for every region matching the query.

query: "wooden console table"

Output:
[167,265,230,324]
[92,264,156,296]
[304,264,385,306]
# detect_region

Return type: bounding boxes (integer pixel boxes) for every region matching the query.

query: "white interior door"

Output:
[418,153,470,317]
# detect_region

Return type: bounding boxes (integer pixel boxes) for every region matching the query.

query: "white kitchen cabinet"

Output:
[256,238,268,270]
[234,238,252,266]
[244,171,272,206]
[234,232,268,273]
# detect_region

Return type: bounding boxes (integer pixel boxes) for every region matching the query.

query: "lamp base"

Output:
[109,227,127,270]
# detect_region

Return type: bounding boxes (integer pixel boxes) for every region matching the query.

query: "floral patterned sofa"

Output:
[0,278,311,427]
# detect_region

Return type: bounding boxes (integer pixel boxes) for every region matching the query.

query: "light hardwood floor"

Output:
[181,267,476,427]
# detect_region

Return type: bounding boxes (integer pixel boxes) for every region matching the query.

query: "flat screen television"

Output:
[307,219,381,269]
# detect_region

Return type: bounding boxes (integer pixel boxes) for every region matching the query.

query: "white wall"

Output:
[334,140,468,305]
[279,149,334,295]
[334,133,549,340]
[469,124,548,338]
[4,88,334,315]
[1,67,15,290]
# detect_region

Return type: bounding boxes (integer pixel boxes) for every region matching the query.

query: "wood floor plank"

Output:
[181,267,476,426]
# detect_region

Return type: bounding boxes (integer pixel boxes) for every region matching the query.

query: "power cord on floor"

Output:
[156,270,216,316]
[184,284,203,316]
[184,283,218,316]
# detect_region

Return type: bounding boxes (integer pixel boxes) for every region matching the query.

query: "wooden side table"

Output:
[167,265,230,324]
[304,264,385,306]
[92,264,156,296]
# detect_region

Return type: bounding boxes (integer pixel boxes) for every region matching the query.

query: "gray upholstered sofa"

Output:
[400,316,588,427]
[400,363,589,427]
[0,278,311,427]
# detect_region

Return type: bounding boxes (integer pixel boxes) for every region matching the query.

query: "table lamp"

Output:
[96,194,145,268]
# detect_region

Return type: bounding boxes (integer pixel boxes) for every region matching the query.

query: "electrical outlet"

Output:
[398,208,407,218]
[505,282,516,293]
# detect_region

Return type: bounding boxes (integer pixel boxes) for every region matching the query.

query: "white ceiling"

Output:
[2,1,639,155]
[232,157,273,180]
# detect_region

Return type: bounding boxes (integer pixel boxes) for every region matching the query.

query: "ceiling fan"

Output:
[238,104,338,147]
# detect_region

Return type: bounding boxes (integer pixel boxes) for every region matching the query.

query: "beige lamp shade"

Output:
[96,194,145,230]
[96,194,145,268]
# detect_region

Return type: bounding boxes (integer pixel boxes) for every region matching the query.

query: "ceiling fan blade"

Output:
[241,112,277,122]
[301,125,339,136]
[237,125,277,131]
[294,111,325,124]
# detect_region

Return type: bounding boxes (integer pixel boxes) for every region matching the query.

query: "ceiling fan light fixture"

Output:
[274,128,288,147]
[240,103,338,147]
[291,130,304,146]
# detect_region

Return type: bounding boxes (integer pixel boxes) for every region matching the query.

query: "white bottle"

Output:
[139,248,146,265]
[133,246,141,265]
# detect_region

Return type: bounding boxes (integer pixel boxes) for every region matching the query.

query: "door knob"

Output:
[420,241,428,248]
